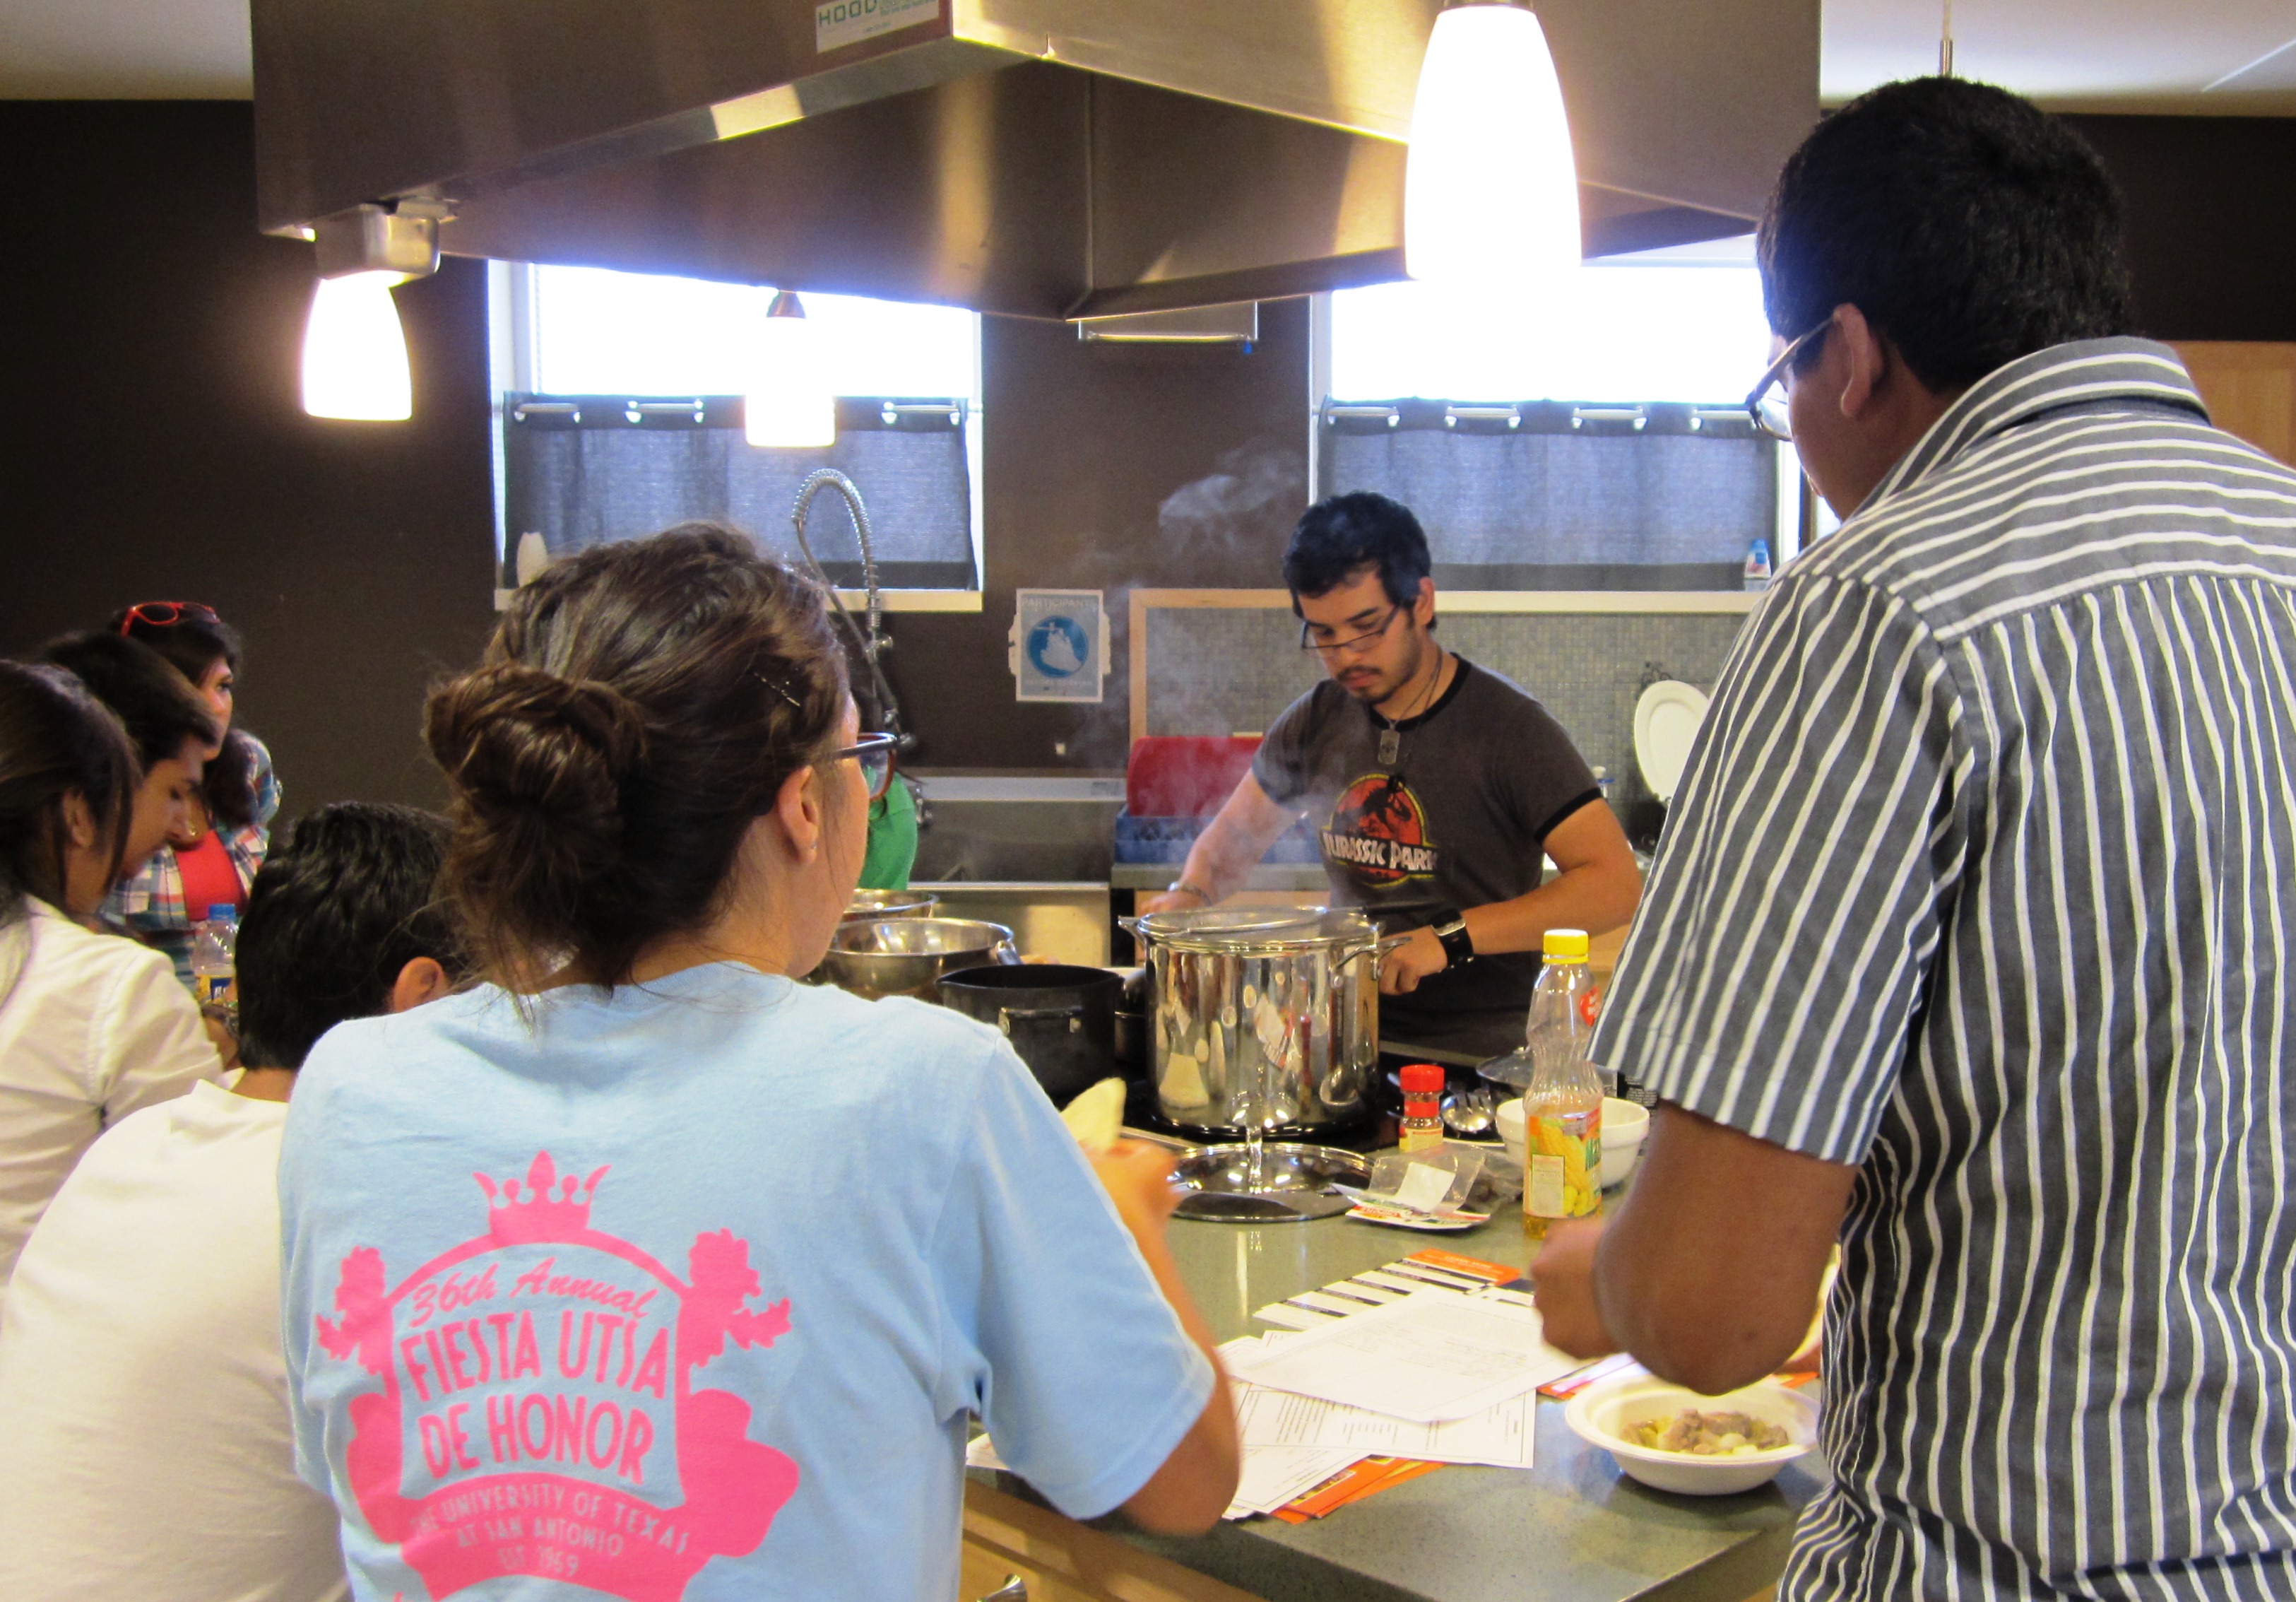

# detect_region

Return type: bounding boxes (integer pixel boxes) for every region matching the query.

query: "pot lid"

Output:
[1132,905,1374,953]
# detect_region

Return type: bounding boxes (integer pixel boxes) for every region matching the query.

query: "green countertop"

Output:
[981,1197,1821,1602]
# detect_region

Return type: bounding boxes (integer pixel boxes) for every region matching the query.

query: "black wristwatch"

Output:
[1431,909,1475,967]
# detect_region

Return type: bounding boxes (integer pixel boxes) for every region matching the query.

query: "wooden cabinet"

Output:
[2173,342,2296,466]
[957,1482,1264,1602]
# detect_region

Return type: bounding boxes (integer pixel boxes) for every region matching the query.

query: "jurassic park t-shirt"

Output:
[277,965,1212,1602]
[1253,657,1600,1054]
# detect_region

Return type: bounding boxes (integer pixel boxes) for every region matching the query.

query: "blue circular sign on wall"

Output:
[1025,615,1091,678]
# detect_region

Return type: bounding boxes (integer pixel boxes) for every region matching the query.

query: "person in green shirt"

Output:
[853,674,917,891]
[858,773,918,890]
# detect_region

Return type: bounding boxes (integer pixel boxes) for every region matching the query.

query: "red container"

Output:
[1125,736,1263,818]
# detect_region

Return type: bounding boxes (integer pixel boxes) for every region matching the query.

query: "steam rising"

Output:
[1156,442,1307,568]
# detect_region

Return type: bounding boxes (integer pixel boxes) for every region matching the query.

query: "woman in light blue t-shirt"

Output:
[276,524,1236,1602]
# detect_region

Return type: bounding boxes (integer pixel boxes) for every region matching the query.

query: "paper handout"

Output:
[1226,1290,1581,1423]
[1237,1383,1536,1470]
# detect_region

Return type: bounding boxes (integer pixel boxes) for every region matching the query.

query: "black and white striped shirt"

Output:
[1594,338,2296,1600]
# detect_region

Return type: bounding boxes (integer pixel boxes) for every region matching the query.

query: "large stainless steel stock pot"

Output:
[1124,907,1392,1136]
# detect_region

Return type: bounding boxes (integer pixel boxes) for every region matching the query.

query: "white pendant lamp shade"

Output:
[300,271,413,421]
[1405,2,1582,288]
[745,290,836,449]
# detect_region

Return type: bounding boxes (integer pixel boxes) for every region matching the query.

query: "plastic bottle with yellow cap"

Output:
[1521,927,1604,1239]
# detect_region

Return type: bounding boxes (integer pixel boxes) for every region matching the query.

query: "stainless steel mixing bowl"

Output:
[811,917,1016,1001]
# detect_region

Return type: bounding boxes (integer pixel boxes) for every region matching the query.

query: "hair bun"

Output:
[424,664,647,852]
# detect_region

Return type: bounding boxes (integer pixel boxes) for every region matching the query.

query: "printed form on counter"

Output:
[1236,1372,1535,1470]
[1225,1289,1581,1423]
[974,1252,1573,1525]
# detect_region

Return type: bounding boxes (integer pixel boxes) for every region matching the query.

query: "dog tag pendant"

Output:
[1378,726,1400,765]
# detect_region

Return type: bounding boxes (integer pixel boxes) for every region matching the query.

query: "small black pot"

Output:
[937,963,1122,1108]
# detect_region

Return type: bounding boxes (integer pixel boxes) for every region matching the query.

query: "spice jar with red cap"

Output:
[1398,1063,1445,1152]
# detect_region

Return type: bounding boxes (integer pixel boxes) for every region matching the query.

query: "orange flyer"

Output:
[1273,1457,1442,1522]
[1404,1247,1519,1283]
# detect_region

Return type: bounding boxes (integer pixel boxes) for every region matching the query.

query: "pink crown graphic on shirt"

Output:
[475,1151,608,1244]
[314,1149,801,1602]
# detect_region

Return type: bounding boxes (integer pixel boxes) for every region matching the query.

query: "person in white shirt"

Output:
[0,800,462,1602]
[0,654,221,1312]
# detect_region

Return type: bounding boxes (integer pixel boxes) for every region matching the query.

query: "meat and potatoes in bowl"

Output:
[1628,1409,1793,1456]
[1565,1375,1818,1496]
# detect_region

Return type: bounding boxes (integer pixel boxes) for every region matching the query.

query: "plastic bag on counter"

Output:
[1363,1145,1486,1215]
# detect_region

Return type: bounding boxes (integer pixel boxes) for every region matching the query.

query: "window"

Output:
[1318,240,1806,589]
[525,267,979,399]
[490,264,985,601]
[1327,247,1772,404]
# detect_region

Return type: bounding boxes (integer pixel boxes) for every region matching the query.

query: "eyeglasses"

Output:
[1744,322,1831,443]
[1299,603,1404,657]
[119,601,220,635]
[840,731,899,801]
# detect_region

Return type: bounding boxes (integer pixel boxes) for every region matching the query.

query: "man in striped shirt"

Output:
[1532,78,2296,1599]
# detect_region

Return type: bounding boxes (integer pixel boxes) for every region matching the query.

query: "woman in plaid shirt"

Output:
[100,603,280,988]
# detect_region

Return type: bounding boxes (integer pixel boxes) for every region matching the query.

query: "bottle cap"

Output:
[208,905,237,922]
[1399,1063,1445,1094]
[1542,927,1589,962]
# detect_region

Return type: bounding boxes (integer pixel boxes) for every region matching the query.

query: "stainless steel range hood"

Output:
[252,0,1818,319]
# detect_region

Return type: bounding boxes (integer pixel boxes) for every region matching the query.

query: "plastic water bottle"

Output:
[1744,537,1774,591]
[191,905,239,1013]
[1522,928,1604,1239]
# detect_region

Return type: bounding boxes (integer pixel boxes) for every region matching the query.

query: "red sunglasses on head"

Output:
[119,601,221,634]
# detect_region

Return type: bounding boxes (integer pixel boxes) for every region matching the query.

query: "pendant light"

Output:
[300,271,413,421]
[745,290,836,449]
[1404,1,1581,288]
[299,201,446,422]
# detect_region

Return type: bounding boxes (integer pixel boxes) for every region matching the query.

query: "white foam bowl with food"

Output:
[1564,1374,1818,1495]
[1495,1097,1651,1188]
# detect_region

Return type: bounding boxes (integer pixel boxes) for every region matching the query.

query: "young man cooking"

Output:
[1532,78,2296,1598]
[1143,492,1640,1061]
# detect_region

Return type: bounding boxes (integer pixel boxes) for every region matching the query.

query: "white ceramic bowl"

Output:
[1494,1096,1650,1189]
[1600,1095,1650,1187]
[1564,1374,1818,1496]
[1496,1097,1525,1165]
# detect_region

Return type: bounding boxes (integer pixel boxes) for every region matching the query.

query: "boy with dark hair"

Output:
[1148,488,1642,1059]
[0,802,463,1602]
[1279,490,1436,614]
[1534,78,2296,1599]
[235,803,461,1072]
[42,630,218,887]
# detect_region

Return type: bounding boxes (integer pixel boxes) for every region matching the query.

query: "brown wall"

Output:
[2065,115,2296,344]
[1,101,499,818]
[0,100,1311,803]
[5,101,2293,810]
[891,305,1309,772]
[2173,343,2296,466]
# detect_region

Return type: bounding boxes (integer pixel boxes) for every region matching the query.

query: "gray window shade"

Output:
[502,395,975,589]
[1321,399,1777,591]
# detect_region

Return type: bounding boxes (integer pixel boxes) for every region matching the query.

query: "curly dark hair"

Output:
[108,603,263,828]
[1283,493,1433,616]
[237,802,466,1069]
